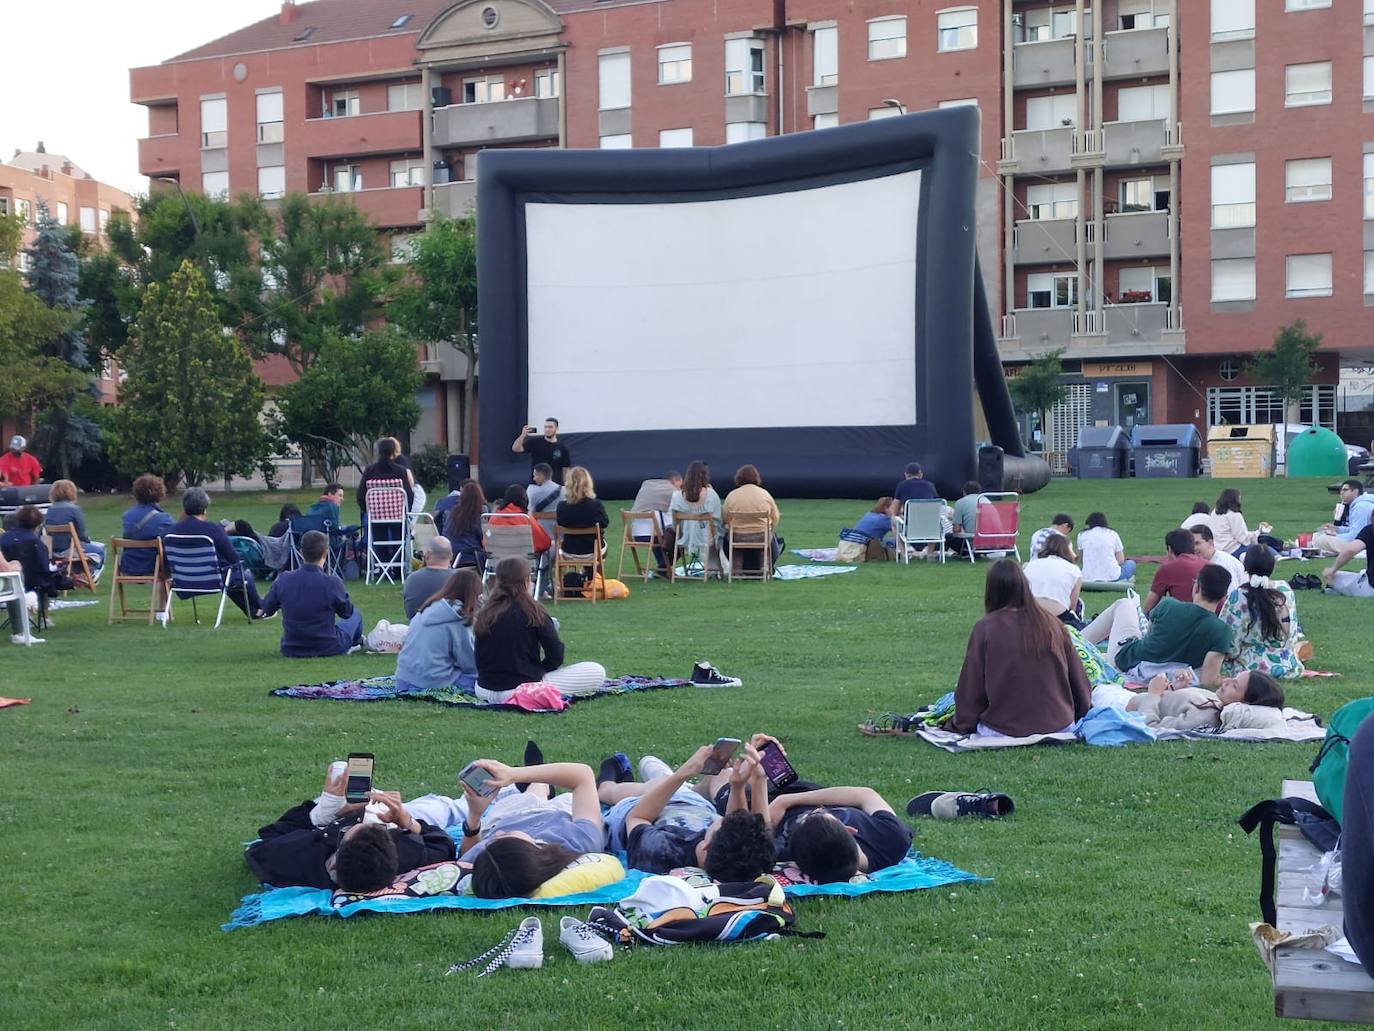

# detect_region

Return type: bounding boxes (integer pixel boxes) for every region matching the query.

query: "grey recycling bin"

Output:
[1130,424,1202,478]
[1075,426,1131,479]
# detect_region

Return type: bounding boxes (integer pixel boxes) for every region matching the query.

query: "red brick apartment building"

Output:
[130,0,1374,459]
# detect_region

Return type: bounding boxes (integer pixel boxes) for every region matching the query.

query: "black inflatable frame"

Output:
[476,106,1044,499]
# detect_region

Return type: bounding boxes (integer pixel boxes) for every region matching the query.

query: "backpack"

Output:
[1311,695,1374,827]
[1238,798,1339,926]
[588,876,819,946]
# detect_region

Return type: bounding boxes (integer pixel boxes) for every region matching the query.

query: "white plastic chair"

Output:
[0,570,31,640]
[896,498,948,564]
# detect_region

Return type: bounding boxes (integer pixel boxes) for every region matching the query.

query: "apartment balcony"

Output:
[137,133,182,177]
[1102,26,1169,81]
[432,180,477,219]
[1102,210,1170,260]
[1103,118,1166,167]
[997,304,1185,358]
[1103,301,1183,348]
[806,85,838,117]
[1012,37,1078,89]
[298,110,422,160]
[310,184,425,229]
[1002,125,1075,175]
[432,96,558,149]
[1012,217,1087,265]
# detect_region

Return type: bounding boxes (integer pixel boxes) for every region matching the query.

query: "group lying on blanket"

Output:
[948,559,1293,740]
[245,735,914,900]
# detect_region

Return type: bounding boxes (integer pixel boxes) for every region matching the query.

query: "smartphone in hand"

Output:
[345,753,375,803]
[758,741,799,789]
[701,738,742,776]
[458,762,500,798]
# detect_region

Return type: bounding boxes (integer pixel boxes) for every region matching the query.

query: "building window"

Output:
[1366,154,1374,219]
[1285,62,1332,107]
[938,98,978,109]
[15,198,32,225]
[725,122,766,143]
[599,52,631,110]
[1117,266,1170,304]
[1210,69,1255,115]
[1120,177,1165,212]
[463,76,506,104]
[256,90,284,143]
[1286,253,1333,297]
[390,157,424,187]
[202,171,229,199]
[1117,84,1168,122]
[1210,0,1255,40]
[812,26,838,86]
[534,68,560,99]
[0,197,7,216]
[328,89,361,118]
[1208,385,1335,429]
[258,165,285,199]
[657,43,692,85]
[937,7,978,52]
[1365,56,1374,100]
[1026,182,1077,220]
[868,17,906,61]
[390,233,415,264]
[1119,0,1167,30]
[56,201,68,223]
[387,82,423,111]
[659,128,693,148]
[1365,251,1374,295]
[813,113,839,130]
[1211,258,1256,301]
[1022,6,1085,42]
[200,96,227,148]
[599,134,632,149]
[17,251,31,273]
[1285,0,1331,9]
[1211,162,1256,227]
[725,39,766,95]
[1027,272,1078,309]
[1285,158,1332,203]
[79,206,96,233]
[99,210,109,233]
[1368,0,1374,23]
[1025,94,1076,130]
[332,163,362,192]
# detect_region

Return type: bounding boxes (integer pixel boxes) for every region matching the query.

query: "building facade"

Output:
[131,0,1374,460]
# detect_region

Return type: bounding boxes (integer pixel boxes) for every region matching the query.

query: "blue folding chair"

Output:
[161,533,245,628]
[287,515,342,576]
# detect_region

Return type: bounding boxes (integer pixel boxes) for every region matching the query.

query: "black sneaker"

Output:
[906,790,1015,820]
[691,661,742,688]
[597,752,634,786]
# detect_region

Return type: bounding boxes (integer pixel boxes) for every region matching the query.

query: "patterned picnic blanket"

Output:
[271,674,695,711]
[773,564,858,580]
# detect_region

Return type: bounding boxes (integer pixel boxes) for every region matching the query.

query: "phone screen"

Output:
[459,763,498,797]
[701,738,742,776]
[758,742,798,788]
[345,753,374,803]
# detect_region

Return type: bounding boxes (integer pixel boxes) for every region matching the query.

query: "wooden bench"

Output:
[1273,779,1374,1022]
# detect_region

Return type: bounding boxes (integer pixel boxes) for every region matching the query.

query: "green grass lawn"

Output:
[0,477,1368,1030]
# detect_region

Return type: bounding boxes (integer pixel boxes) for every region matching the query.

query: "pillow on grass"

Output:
[533,852,626,898]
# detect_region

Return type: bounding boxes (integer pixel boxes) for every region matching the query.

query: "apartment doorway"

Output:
[1114,381,1150,430]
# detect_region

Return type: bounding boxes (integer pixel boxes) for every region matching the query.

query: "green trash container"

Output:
[1286,426,1348,478]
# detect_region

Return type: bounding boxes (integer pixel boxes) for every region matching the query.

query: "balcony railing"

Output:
[137,133,182,177]
[431,96,559,149]
[306,184,425,228]
[298,109,422,159]
[1072,309,1105,335]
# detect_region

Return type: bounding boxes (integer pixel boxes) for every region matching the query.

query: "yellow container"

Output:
[1207,424,1276,478]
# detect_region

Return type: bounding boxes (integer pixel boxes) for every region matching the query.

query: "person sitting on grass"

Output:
[245,760,462,892]
[402,536,454,620]
[949,559,1092,737]
[1181,501,1212,533]
[1321,520,1372,596]
[1210,488,1273,559]
[472,557,606,703]
[597,744,774,880]
[1128,668,1287,732]
[845,497,899,562]
[1190,523,1246,598]
[1022,532,1083,628]
[1311,480,1373,556]
[1078,511,1135,583]
[1219,547,1305,679]
[395,569,481,693]
[1142,529,1206,615]
[45,479,104,571]
[257,530,363,657]
[1081,563,1234,686]
[1028,513,1077,564]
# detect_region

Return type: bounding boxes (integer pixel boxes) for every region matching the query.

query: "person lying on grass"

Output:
[1114,668,1288,732]
[597,743,775,880]
[245,762,461,893]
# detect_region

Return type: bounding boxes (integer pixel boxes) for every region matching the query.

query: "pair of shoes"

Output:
[907,790,1015,819]
[638,755,673,782]
[691,661,742,688]
[447,917,612,976]
[1289,574,1323,590]
[598,752,634,786]
[10,634,45,646]
[516,740,544,793]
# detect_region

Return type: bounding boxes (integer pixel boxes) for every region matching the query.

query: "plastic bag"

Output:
[365,619,408,653]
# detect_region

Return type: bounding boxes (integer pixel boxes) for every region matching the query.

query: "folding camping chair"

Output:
[722,514,773,582]
[895,498,948,564]
[959,492,1022,563]
[480,512,545,597]
[670,512,719,583]
[231,534,272,582]
[553,525,605,603]
[287,515,341,576]
[0,569,31,640]
[617,509,665,582]
[107,538,165,625]
[161,533,250,628]
[410,511,440,562]
[364,479,410,585]
[43,521,98,592]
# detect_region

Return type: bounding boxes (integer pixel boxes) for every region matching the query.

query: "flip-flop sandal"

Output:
[858,713,923,736]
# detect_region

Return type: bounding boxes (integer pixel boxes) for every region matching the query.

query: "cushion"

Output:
[533,852,626,898]
[1220,702,1289,732]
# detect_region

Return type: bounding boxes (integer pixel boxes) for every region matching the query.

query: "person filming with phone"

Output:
[511,419,571,485]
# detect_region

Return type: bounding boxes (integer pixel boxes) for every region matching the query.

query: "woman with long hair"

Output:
[1218,546,1305,679]
[356,437,416,521]
[1077,511,1136,582]
[472,557,606,703]
[395,569,484,693]
[669,460,723,572]
[1210,487,1267,557]
[949,559,1092,737]
[554,466,609,558]
[444,480,488,568]
[1023,531,1084,627]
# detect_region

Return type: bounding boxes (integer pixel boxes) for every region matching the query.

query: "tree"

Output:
[1248,320,1322,424]
[1007,349,1068,451]
[0,271,86,420]
[275,328,422,478]
[109,260,273,486]
[388,215,478,450]
[0,213,23,264]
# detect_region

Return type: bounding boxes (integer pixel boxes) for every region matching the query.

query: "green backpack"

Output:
[1310,696,1374,826]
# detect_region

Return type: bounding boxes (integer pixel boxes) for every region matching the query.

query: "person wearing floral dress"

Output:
[1219,548,1305,680]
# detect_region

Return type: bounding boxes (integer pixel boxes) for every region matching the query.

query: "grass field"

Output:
[0,477,1368,1030]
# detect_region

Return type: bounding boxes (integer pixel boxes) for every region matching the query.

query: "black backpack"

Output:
[1238,798,1339,926]
[589,878,820,946]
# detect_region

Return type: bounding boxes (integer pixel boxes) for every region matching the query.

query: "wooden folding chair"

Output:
[44,521,97,592]
[617,510,664,582]
[553,525,605,603]
[107,538,166,625]
[670,512,718,583]
[723,515,773,582]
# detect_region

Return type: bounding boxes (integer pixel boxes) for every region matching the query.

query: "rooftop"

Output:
[6,145,91,180]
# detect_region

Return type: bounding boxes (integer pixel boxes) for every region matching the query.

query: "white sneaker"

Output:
[638,755,673,782]
[11,634,45,646]
[505,917,544,969]
[560,917,613,963]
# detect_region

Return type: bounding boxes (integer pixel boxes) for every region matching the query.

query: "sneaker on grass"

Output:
[638,755,673,783]
[560,917,613,963]
[906,790,1015,820]
[448,917,544,977]
[690,661,742,688]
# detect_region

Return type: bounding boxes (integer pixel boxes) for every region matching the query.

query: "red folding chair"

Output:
[964,493,1021,563]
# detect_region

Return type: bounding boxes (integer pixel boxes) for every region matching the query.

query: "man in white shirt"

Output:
[1190,523,1245,596]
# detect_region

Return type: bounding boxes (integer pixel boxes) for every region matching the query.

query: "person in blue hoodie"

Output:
[395,568,482,692]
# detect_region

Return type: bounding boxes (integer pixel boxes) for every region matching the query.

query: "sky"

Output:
[0,0,284,195]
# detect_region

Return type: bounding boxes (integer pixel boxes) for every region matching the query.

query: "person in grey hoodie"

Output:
[395,569,482,692]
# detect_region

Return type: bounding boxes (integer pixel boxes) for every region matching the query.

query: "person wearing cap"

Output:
[892,462,937,504]
[0,436,42,487]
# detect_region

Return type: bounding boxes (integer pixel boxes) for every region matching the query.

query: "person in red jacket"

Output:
[0,436,42,487]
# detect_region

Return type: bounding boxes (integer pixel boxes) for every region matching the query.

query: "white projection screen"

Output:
[523,171,920,433]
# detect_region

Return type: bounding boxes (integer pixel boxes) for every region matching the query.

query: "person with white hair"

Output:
[0,435,42,487]
[403,536,455,619]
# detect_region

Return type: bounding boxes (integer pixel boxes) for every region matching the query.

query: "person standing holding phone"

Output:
[512,419,571,485]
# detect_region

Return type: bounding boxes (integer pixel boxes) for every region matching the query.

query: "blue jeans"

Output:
[1117,559,1137,581]
[335,608,363,651]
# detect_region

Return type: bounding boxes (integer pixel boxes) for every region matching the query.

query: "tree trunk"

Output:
[1286,399,1302,426]
[462,368,476,455]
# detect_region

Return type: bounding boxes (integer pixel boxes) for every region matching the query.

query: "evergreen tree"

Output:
[109,260,272,486]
